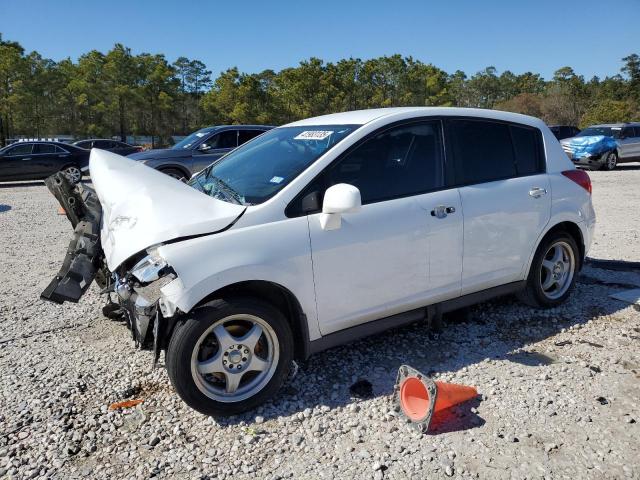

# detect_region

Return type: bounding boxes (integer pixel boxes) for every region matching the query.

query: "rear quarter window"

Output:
[510,125,544,176]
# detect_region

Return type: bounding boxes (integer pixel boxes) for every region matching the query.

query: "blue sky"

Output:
[1,0,638,80]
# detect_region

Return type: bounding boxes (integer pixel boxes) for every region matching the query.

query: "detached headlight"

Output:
[131,249,170,283]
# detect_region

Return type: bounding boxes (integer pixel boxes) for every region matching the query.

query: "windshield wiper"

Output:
[210,176,243,205]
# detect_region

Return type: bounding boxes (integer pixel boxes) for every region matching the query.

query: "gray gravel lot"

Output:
[0,167,639,480]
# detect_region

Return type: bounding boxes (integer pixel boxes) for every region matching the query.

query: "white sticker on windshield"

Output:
[270,176,284,184]
[294,130,333,140]
[195,132,206,137]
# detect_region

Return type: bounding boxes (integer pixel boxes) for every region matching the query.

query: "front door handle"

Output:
[529,187,548,198]
[21,157,32,161]
[431,205,456,218]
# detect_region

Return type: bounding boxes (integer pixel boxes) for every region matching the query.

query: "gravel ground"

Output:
[0,167,639,480]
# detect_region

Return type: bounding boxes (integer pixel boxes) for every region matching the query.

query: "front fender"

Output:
[155,216,321,341]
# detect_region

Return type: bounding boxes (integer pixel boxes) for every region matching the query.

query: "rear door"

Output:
[446,118,551,294]
[33,143,66,176]
[304,120,463,334]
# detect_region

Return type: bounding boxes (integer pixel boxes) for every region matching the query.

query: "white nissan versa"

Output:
[42,107,595,415]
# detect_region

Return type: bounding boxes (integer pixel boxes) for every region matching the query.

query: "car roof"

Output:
[589,123,640,128]
[214,125,275,130]
[283,107,546,129]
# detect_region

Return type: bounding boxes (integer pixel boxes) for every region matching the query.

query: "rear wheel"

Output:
[518,232,579,308]
[159,168,186,180]
[166,297,293,416]
[61,165,82,184]
[601,151,618,171]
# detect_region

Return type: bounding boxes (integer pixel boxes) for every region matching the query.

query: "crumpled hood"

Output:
[127,148,191,160]
[89,149,245,270]
[560,135,617,157]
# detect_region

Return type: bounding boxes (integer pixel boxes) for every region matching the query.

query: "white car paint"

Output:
[89,107,595,345]
[89,150,245,269]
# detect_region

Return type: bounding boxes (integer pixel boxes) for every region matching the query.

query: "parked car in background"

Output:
[73,139,143,156]
[560,123,640,170]
[43,107,595,415]
[549,125,580,140]
[127,125,274,179]
[0,141,89,183]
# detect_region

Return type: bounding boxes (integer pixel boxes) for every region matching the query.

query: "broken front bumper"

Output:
[41,173,105,303]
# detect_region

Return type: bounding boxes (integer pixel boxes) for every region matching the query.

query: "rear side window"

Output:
[34,144,57,154]
[239,130,264,145]
[448,119,516,185]
[213,130,238,149]
[326,121,444,204]
[510,125,544,176]
[93,140,112,149]
[634,127,640,138]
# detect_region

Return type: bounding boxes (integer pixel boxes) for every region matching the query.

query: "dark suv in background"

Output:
[127,125,274,179]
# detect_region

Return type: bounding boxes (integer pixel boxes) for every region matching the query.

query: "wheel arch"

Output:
[168,280,310,361]
[157,163,191,178]
[527,221,585,278]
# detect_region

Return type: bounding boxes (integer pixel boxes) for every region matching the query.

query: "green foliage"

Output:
[0,32,638,146]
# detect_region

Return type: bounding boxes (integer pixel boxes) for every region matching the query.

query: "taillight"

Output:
[562,169,592,194]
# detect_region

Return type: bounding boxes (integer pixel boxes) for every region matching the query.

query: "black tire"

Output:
[517,231,580,308]
[166,297,293,416]
[159,168,187,180]
[600,151,618,171]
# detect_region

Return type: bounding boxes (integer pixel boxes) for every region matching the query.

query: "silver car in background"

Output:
[560,123,640,170]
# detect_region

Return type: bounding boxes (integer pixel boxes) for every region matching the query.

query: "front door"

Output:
[307,120,463,335]
[193,130,239,173]
[0,143,35,180]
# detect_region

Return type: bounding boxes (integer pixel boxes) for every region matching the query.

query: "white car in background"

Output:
[42,107,596,415]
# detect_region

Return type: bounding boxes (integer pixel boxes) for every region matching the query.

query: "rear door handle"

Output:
[431,205,456,218]
[529,187,547,198]
[21,157,32,161]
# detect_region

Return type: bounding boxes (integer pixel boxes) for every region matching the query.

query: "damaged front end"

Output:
[40,173,179,360]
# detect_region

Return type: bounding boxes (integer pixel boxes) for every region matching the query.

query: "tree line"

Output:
[1,33,638,147]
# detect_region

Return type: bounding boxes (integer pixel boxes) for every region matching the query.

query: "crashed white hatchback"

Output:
[43,107,595,415]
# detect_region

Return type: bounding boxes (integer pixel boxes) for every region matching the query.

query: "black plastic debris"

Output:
[349,379,373,399]
[596,396,608,405]
[554,340,572,347]
[589,365,602,373]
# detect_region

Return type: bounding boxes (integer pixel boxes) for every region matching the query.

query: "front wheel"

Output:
[166,297,293,416]
[518,232,579,308]
[601,151,618,171]
[159,168,186,180]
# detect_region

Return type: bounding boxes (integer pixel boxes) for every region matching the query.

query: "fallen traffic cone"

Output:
[393,365,478,433]
[57,205,66,215]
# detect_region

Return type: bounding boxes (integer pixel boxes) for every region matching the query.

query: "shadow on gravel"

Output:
[429,398,485,434]
[0,204,11,213]
[0,180,44,188]
[211,269,635,429]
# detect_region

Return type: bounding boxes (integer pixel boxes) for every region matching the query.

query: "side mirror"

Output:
[198,143,212,152]
[320,183,361,230]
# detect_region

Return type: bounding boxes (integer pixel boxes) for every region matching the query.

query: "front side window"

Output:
[189,125,358,205]
[211,130,238,149]
[5,143,33,156]
[326,121,444,204]
[448,119,516,185]
[621,127,635,139]
[172,127,217,150]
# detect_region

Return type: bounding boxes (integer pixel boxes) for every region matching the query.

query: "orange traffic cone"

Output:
[393,365,478,433]
[57,205,66,215]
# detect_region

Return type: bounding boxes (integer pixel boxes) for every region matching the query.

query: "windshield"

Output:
[189,125,358,205]
[577,126,621,138]
[172,128,216,150]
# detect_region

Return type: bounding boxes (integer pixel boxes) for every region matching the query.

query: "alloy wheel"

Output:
[62,166,82,184]
[190,314,279,403]
[539,241,575,300]
[606,152,617,170]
